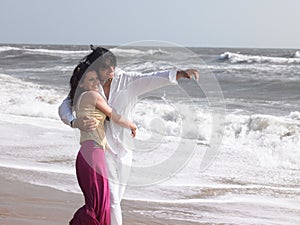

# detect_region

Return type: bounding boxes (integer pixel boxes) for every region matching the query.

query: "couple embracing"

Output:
[59,45,198,225]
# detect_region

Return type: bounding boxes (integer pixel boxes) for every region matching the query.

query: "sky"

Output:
[1,0,300,49]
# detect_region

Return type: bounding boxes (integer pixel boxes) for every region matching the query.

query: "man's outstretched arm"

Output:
[118,69,199,97]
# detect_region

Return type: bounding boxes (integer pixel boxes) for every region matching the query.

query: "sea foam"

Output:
[219,51,300,64]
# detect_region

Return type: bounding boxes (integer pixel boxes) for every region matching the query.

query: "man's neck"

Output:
[103,81,111,100]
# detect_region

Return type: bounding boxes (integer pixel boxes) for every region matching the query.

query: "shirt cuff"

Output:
[169,69,178,84]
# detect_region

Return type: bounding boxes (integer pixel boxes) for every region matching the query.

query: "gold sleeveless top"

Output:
[75,92,107,150]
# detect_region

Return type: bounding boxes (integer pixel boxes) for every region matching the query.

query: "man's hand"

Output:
[176,69,199,81]
[130,124,137,138]
[73,116,98,132]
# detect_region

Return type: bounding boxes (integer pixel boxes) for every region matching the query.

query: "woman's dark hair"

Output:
[68,45,117,106]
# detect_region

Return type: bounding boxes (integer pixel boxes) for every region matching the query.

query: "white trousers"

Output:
[106,150,132,225]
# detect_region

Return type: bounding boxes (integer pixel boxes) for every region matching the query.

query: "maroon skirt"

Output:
[70,141,110,225]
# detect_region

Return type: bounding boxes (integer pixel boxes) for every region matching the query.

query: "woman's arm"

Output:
[88,91,137,137]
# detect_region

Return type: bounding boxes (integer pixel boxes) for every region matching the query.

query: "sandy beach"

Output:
[0,171,80,225]
[0,170,204,225]
[1,44,300,225]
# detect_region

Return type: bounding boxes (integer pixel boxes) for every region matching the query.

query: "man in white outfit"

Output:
[58,46,199,225]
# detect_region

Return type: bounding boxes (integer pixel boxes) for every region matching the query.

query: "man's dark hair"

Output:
[68,45,116,106]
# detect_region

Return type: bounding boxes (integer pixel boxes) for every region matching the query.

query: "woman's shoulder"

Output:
[79,90,101,104]
[81,90,100,98]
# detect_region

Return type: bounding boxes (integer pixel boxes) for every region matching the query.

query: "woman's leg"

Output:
[70,141,110,225]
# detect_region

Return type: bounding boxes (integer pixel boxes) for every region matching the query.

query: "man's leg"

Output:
[117,151,132,200]
[106,151,123,225]
[106,150,133,225]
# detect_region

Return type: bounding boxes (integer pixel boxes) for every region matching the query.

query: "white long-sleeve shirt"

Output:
[58,68,178,158]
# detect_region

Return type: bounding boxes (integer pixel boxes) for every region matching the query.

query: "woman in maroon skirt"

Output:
[68,50,136,225]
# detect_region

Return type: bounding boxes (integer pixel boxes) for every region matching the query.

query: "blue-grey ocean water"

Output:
[0,44,299,224]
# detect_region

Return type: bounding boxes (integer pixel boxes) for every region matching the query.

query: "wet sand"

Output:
[0,173,202,225]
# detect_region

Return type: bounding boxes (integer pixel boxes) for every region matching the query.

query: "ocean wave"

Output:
[134,101,300,170]
[294,51,300,58]
[111,47,169,57]
[124,190,300,205]
[1,72,299,170]
[0,159,74,175]
[0,45,89,56]
[25,48,89,56]
[0,73,64,120]
[1,45,168,58]
[133,99,211,141]
[225,112,300,170]
[219,51,300,64]
[7,65,74,73]
[0,45,171,63]
[0,46,21,52]
[225,112,300,140]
